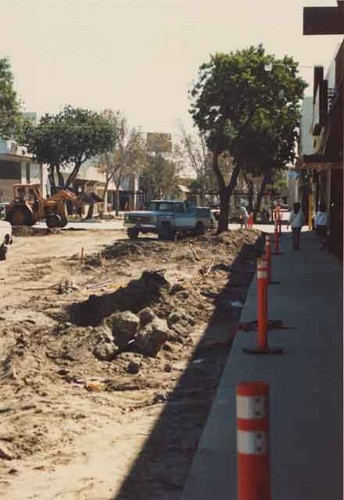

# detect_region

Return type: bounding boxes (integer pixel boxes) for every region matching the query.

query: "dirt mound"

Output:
[12,226,61,237]
[101,240,168,260]
[69,269,170,326]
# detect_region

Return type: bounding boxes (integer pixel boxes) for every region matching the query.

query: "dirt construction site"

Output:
[0,225,262,500]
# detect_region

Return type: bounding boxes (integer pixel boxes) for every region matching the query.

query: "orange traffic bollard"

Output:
[237,381,271,500]
[274,224,279,254]
[257,257,268,350]
[264,236,272,285]
[278,219,282,234]
[243,258,284,355]
[273,224,283,256]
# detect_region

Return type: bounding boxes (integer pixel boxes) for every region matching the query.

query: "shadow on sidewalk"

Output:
[113,234,265,500]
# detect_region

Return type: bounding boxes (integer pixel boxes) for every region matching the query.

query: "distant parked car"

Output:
[0,220,13,260]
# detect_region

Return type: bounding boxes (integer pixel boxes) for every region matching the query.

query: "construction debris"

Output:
[0,228,262,494]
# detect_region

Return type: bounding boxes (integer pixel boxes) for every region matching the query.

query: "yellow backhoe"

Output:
[5,184,79,228]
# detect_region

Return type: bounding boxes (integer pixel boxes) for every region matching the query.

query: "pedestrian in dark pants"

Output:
[314,202,329,249]
[287,202,305,250]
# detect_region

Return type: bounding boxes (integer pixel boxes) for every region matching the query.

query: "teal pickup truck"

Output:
[124,200,215,240]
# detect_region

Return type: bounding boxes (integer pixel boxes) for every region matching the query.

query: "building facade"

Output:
[0,139,47,203]
[297,40,343,258]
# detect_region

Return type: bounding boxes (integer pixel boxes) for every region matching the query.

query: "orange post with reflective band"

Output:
[264,236,272,284]
[257,257,268,350]
[274,224,279,254]
[237,382,270,500]
[278,219,282,234]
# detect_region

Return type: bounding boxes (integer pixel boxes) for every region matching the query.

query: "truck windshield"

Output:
[148,202,175,212]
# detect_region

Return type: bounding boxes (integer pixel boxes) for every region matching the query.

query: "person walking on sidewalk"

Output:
[273,201,282,234]
[240,205,249,229]
[287,202,305,250]
[314,202,329,249]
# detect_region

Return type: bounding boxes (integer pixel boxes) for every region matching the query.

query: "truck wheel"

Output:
[46,214,61,229]
[0,244,8,261]
[8,208,32,226]
[127,227,139,239]
[158,224,175,241]
[59,215,68,228]
[195,221,205,235]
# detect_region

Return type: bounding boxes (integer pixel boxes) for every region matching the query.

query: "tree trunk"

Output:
[217,163,241,233]
[65,160,82,190]
[48,165,57,195]
[242,170,254,212]
[55,165,65,189]
[217,187,231,233]
[101,173,113,214]
[200,180,206,206]
[115,187,120,216]
[254,175,269,222]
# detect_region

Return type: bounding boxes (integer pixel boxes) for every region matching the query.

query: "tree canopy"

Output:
[0,58,21,139]
[20,105,118,190]
[96,111,145,214]
[189,44,307,231]
[142,153,181,200]
[178,126,213,205]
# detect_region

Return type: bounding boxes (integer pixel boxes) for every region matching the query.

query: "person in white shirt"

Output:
[240,205,248,229]
[314,202,329,249]
[287,202,305,250]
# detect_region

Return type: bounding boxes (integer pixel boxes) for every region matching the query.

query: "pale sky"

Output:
[1,0,343,135]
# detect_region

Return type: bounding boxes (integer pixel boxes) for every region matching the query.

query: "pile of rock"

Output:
[93,307,195,363]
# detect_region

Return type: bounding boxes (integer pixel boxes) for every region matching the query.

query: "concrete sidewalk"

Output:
[181,230,342,500]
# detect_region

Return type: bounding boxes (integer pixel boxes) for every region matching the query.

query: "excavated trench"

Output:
[69,269,171,326]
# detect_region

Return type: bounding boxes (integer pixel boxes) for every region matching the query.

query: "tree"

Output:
[142,153,181,200]
[178,126,212,205]
[190,45,307,232]
[96,112,145,215]
[0,58,21,139]
[139,133,182,202]
[20,105,117,192]
[235,103,302,219]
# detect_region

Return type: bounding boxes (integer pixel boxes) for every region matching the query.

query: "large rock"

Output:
[93,324,113,344]
[93,343,118,361]
[110,311,140,350]
[169,323,190,339]
[0,443,14,460]
[167,310,195,329]
[138,307,157,327]
[135,318,169,357]
[127,360,140,374]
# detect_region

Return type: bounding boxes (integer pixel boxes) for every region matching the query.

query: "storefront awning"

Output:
[80,192,103,203]
[0,153,33,164]
[296,154,342,170]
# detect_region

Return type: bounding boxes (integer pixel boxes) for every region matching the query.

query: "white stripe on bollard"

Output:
[257,270,268,279]
[237,430,268,455]
[237,395,267,419]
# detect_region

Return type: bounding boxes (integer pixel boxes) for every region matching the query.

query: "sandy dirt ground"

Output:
[0,227,262,500]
